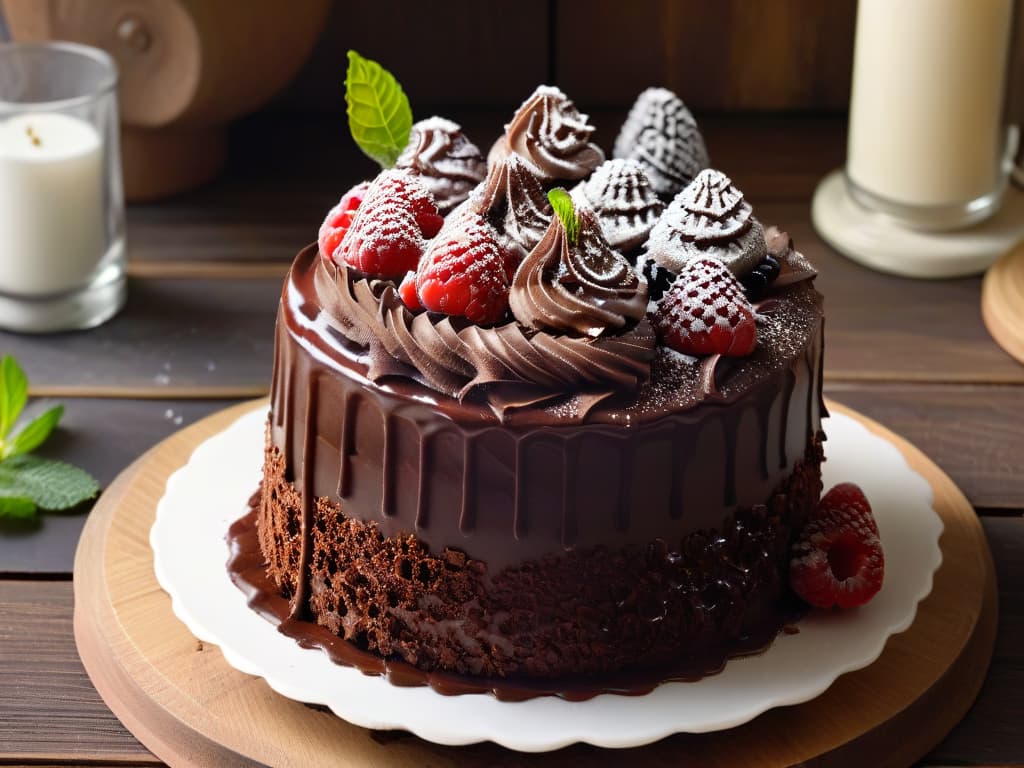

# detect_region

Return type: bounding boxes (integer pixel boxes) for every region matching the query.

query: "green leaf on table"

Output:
[0,494,36,519]
[4,404,63,459]
[0,355,28,439]
[0,454,99,511]
[547,188,580,245]
[345,49,413,169]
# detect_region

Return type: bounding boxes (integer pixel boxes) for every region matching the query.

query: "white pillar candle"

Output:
[0,112,106,296]
[847,0,1013,208]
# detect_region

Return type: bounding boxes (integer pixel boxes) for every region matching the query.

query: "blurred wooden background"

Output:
[274,0,858,112]
[3,0,1020,116]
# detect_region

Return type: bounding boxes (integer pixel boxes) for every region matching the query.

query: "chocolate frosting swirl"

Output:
[645,168,767,277]
[492,85,604,182]
[475,154,551,261]
[312,255,655,412]
[395,117,486,213]
[510,208,649,337]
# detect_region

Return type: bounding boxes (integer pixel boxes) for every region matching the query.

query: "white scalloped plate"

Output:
[151,406,942,752]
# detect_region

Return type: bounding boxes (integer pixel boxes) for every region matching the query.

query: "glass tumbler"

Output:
[845,0,1017,231]
[0,41,125,332]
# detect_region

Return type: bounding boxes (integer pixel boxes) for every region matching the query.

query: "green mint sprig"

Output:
[547,188,580,245]
[345,50,413,169]
[0,356,98,519]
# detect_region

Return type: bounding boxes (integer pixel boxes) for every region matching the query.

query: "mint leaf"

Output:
[547,188,579,245]
[0,495,36,519]
[0,454,98,511]
[345,50,413,168]
[6,404,63,459]
[0,356,28,439]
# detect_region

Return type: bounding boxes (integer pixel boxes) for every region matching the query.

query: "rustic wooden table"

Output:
[0,114,1021,767]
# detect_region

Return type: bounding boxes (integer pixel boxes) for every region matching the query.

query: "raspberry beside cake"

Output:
[241,75,827,696]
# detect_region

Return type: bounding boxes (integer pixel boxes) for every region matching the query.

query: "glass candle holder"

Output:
[0,41,125,333]
[846,0,1016,231]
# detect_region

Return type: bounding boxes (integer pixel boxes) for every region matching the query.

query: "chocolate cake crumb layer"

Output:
[254,434,822,684]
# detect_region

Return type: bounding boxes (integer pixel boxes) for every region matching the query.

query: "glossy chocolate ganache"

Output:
[241,229,825,692]
[238,85,827,695]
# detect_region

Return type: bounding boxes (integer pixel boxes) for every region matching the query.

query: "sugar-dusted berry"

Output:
[416,211,511,325]
[652,257,757,356]
[318,181,369,262]
[790,483,884,609]
[398,270,422,311]
[335,169,442,279]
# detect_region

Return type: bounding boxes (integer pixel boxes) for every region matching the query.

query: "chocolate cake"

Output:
[241,83,827,697]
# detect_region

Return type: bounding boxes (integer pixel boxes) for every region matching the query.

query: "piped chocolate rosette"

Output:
[314,169,654,417]
[395,117,486,213]
[488,85,605,183]
[473,153,552,265]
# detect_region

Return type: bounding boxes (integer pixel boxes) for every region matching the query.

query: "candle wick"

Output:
[25,126,41,147]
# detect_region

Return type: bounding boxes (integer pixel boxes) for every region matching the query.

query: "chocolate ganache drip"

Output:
[645,168,767,277]
[312,254,655,413]
[510,206,649,338]
[492,85,604,182]
[395,117,486,213]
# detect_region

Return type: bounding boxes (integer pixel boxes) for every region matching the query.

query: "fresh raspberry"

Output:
[398,271,422,311]
[416,212,510,324]
[790,483,884,609]
[652,257,757,356]
[336,170,442,279]
[318,181,369,262]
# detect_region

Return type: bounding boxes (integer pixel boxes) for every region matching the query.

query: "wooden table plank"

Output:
[759,202,1024,384]
[0,278,280,397]
[0,399,239,576]
[0,580,158,764]
[1,512,1020,766]
[824,385,1024,510]
[925,516,1024,766]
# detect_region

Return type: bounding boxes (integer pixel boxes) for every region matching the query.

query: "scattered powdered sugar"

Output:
[613,87,710,197]
[644,169,766,278]
[572,159,664,252]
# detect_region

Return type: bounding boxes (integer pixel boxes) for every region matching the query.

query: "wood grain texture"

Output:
[757,202,1024,385]
[982,242,1024,365]
[274,0,548,112]
[66,400,994,768]
[0,580,155,763]
[921,516,1024,766]
[0,399,238,575]
[556,0,856,110]
[0,278,280,397]
[824,385,1024,511]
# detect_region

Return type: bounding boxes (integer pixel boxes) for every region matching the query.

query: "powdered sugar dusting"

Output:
[645,169,766,278]
[501,85,605,182]
[572,159,665,252]
[613,88,710,197]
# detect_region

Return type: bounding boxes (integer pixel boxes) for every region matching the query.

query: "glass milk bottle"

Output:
[846,0,1015,230]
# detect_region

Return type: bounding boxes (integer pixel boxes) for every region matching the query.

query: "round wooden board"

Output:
[73,399,997,768]
[982,240,1024,365]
